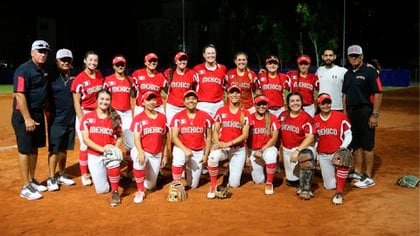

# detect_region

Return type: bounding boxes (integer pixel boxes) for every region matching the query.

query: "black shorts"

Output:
[347,105,375,151]
[48,123,75,154]
[11,110,46,154]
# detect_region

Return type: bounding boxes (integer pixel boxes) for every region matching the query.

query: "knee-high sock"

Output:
[172,166,184,180]
[208,166,219,188]
[133,169,145,191]
[79,151,88,175]
[336,166,349,193]
[107,166,120,192]
[266,163,277,184]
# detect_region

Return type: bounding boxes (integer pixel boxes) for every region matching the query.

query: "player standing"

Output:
[130,91,168,203]
[80,89,123,206]
[206,85,250,198]
[170,90,213,188]
[71,51,104,186]
[314,93,352,204]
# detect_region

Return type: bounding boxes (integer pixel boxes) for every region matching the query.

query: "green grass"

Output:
[0,85,12,93]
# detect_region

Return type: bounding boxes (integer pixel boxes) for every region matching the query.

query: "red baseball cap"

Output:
[254,95,269,105]
[297,55,311,64]
[144,53,158,62]
[142,91,157,102]
[183,90,198,99]
[317,93,332,104]
[227,85,241,93]
[112,56,126,65]
[174,52,188,61]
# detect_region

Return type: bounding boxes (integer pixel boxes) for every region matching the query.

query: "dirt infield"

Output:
[0,87,418,235]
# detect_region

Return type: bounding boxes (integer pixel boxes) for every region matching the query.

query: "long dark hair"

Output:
[286,91,303,111]
[97,89,122,133]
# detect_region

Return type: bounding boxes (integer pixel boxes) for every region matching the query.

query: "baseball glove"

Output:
[293,149,315,177]
[215,185,231,199]
[397,175,420,188]
[332,148,353,167]
[167,180,187,202]
[103,146,123,168]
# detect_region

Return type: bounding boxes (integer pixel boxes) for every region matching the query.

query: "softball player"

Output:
[71,51,104,186]
[287,55,319,117]
[278,91,315,188]
[226,52,258,113]
[170,90,213,188]
[248,95,280,195]
[80,89,123,206]
[193,44,227,118]
[314,93,352,204]
[131,53,166,115]
[104,55,136,178]
[130,91,168,204]
[207,85,250,199]
[257,55,290,118]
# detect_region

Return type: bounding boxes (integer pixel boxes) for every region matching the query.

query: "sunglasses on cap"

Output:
[148,59,158,63]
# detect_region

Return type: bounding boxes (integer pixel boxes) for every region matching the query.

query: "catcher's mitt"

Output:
[332,148,353,167]
[103,146,123,168]
[293,149,315,177]
[214,185,231,199]
[397,175,420,188]
[167,180,187,202]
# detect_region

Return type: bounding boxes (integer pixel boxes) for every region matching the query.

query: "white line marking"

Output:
[0,145,17,151]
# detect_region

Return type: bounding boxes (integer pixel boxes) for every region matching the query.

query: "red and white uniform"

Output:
[226,69,257,110]
[278,110,315,181]
[164,68,195,124]
[80,111,122,194]
[248,113,281,184]
[207,105,250,188]
[131,68,166,114]
[257,72,290,117]
[287,71,319,117]
[130,111,167,190]
[314,111,352,190]
[103,74,135,151]
[171,109,213,188]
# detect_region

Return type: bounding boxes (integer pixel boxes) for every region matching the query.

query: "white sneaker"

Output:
[265,183,274,195]
[81,174,92,186]
[133,191,145,204]
[31,179,47,192]
[58,174,76,186]
[348,172,362,180]
[20,185,42,200]
[332,193,343,205]
[354,176,375,188]
[47,177,59,191]
[207,186,216,199]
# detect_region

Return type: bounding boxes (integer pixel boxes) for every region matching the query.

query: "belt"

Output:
[318,152,335,155]
[269,106,282,110]
[303,103,312,106]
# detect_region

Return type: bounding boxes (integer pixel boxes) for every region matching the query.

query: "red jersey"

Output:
[314,111,351,154]
[164,68,195,107]
[287,71,319,105]
[248,113,281,149]
[80,110,122,156]
[257,72,290,108]
[226,69,257,109]
[214,105,250,146]
[193,63,227,102]
[131,68,166,106]
[130,111,167,154]
[71,70,104,110]
[278,110,314,149]
[170,109,214,150]
[103,74,133,111]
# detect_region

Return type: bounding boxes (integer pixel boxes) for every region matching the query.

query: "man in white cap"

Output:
[11,39,51,200]
[342,45,383,188]
[45,48,77,191]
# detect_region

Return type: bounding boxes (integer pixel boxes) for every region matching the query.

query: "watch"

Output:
[372,112,379,118]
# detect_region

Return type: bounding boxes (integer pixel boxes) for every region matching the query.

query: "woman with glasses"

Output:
[247,95,280,195]
[103,55,136,180]
[206,85,250,198]
[287,55,319,117]
[131,53,166,116]
[257,55,290,118]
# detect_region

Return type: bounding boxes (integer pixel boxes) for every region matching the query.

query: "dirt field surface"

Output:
[0,87,418,235]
